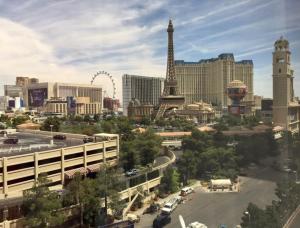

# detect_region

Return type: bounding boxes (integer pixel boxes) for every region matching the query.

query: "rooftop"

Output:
[175,53,253,65]
[0,131,84,157]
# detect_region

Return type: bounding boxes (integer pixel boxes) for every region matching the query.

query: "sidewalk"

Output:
[128,181,202,218]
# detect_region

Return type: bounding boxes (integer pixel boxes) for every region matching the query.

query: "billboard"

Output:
[28,88,48,107]
[228,105,245,115]
[8,100,15,108]
[67,96,76,114]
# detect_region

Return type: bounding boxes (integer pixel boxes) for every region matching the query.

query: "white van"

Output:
[180,186,194,196]
[161,197,178,214]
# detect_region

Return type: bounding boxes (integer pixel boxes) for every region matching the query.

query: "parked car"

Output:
[3,137,18,144]
[53,134,66,140]
[187,222,208,228]
[83,137,93,143]
[175,195,183,204]
[125,169,139,177]
[161,197,178,214]
[153,214,171,228]
[0,130,7,135]
[180,186,194,196]
[143,203,160,214]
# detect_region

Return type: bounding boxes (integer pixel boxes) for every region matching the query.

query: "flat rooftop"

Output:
[0,132,84,157]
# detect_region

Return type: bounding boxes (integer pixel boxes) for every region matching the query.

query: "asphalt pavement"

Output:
[136,166,284,228]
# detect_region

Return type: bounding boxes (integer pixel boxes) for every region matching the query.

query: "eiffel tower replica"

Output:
[155,20,185,120]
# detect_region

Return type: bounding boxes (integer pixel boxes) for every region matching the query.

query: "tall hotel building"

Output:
[122,74,164,116]
[174,53,253,108]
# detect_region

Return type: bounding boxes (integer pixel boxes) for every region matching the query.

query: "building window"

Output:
[279,68,281,73]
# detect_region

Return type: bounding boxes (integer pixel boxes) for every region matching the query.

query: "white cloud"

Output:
[0,0,299,100]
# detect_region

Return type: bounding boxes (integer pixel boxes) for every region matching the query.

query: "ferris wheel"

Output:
[90,71,116,99]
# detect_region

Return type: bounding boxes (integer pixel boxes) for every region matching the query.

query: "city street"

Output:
[136,166,284,228]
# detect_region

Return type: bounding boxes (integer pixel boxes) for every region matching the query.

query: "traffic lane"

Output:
[166,175,278,228]
[153,156,170,167]
[119,156,170,182]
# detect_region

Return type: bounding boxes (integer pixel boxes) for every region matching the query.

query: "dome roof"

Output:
[227,80,246,89]
[274,36,289,49]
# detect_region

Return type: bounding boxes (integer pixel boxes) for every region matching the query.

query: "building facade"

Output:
[254,95,263,110]
[27,82,102,113]
[122,74,164,116]
[174,54,253,108]
[103,97,120,112]
[4,85,23,98]
[45,96,101,115]
[261,98,273,123]
[176,101,215,123]
[272,37,300,133]
[127,98,154,121]
[0,133,119,199]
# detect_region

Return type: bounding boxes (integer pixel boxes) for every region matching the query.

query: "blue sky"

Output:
[0,0,299,99]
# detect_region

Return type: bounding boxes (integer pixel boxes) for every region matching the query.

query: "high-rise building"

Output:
[122,74,164,116]
[4,85,23,98]
[174,54,253,108]
[16,76,39,87]
[272,37,300,133]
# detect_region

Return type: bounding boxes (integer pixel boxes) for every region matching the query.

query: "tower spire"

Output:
[163,19,179,96]
[155,19,185,120]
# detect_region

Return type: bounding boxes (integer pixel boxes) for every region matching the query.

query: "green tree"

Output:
[42,117,61,132]
[120,141,139,171]
[182,130,213,152]
[134,130,161,166]
[63,173,97,227]
[199,147,238,176]
[160,167,180,194]
[177,150,198,185]
[140,117,151,126]
[22,176,64,228]
[83,114,91,122]
[101,121,114,133]
[155,118,167,127]
[94,114,100,122]
[74,115,83,122]
[241,202,282,228]
[241,203,268,228]
[116,118,134,141]
[95,167,125,225]
[12,115,29,127]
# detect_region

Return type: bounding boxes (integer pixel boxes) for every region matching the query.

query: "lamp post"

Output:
[50,124,54,145]
[244,211,251,226]
[293,170,300,184]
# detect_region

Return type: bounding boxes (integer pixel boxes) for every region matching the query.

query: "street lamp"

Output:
[244,211,251,225]
[50,124,54,145]
[293,170,300,184]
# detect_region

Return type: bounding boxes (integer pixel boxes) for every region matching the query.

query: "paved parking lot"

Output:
[136,166,283,228]
[0,132,83,156]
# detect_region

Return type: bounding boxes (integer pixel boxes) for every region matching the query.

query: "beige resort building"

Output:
[174,54,253,108]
